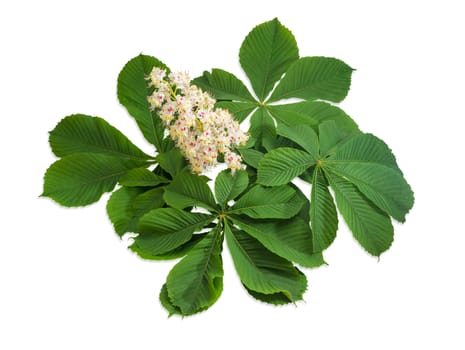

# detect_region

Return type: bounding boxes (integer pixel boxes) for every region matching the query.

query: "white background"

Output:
[1,0,464,349]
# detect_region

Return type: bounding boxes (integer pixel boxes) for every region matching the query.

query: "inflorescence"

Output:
[147,68,249,174]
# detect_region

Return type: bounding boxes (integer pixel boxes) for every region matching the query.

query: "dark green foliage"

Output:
[42,18,414,316]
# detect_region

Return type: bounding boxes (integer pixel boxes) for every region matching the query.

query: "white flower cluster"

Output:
[147,67,249,174]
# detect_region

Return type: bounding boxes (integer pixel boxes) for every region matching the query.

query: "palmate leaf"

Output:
[106,187,165,237]
[42,154,147,207]
[326,172,394,256]
[229,184,303,219]
[133,208,213,256]
[231,216,325,268]
[239,18,299,101]
[164,170,218,211]
[225,223,307,303]
[49,114,153,161]
[190,19,356,172]
[117,54,168,150]
[263,122,413,224]
[164,227,223,315]
[258,120,413,256]
[268,56,354,103]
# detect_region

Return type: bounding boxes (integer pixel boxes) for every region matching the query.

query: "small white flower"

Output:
[148,67,166,87]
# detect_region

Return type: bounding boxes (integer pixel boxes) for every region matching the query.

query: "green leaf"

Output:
[326,133,414,222]
[107,187,165,237]
[291,182,311,222]
[107,187,144,236]
[239,18,299,101]
[298,169,314,186]
[328,133,400,170]
[165,227,223,315]
[117,54,168,149]
[49,114,152,160]
[131,187,165,215]
[131,233,207,261]
[156,147,187,177]
[326,172,394,256]
[230,185,303,219]
[225,223,307,302]
[257,147,315,186]
[231,216,325,268]
[268,101,359,134]
[326,163,413,222]
[133,208,213,255]
[318,120,355,156]
[215,101,257,123]
[243,284,300,305]
[268,57,354,103]
[264,134,300,152]
[42,154,146,207]
[192,69,255,102]
[277,123,319,157]
[159,284,182,316]
[118,168,169,187]
[310,168,338,252]
[249,108,276,149]
[238,148,264,169]
[164,170,217,211]
[214,169,248,207]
